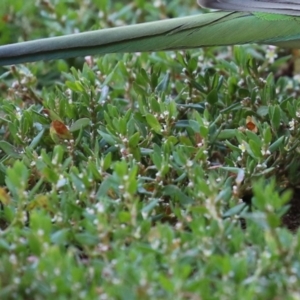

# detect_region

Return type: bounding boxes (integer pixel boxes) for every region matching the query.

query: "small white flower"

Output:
[265,46,278,63]
[238,143,246,153]
[294,74,300,83]
[289,119,295,130]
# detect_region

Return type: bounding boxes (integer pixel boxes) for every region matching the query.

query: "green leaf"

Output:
[29,128,45,149]
[223,203,248,218]
[269,105,281,130]
[249,140,262,158]
[206,89,218,104]
[65,80,84,92]
[69,118,90,132]
[146,114,162,134]
[6,161,30,192]
[269,136,285,153]
[0,141,21,158]
[98,130,118,145]
[129,132,140,148]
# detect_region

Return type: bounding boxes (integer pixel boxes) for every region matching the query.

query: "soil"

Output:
[281,189,300,232]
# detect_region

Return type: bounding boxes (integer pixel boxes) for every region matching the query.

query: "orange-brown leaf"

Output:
[52,120,71,138]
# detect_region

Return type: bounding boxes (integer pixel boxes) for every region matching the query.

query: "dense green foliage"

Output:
[0,0,300,299]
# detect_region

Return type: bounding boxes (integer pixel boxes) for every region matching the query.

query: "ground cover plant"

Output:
[1,0,300,299]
